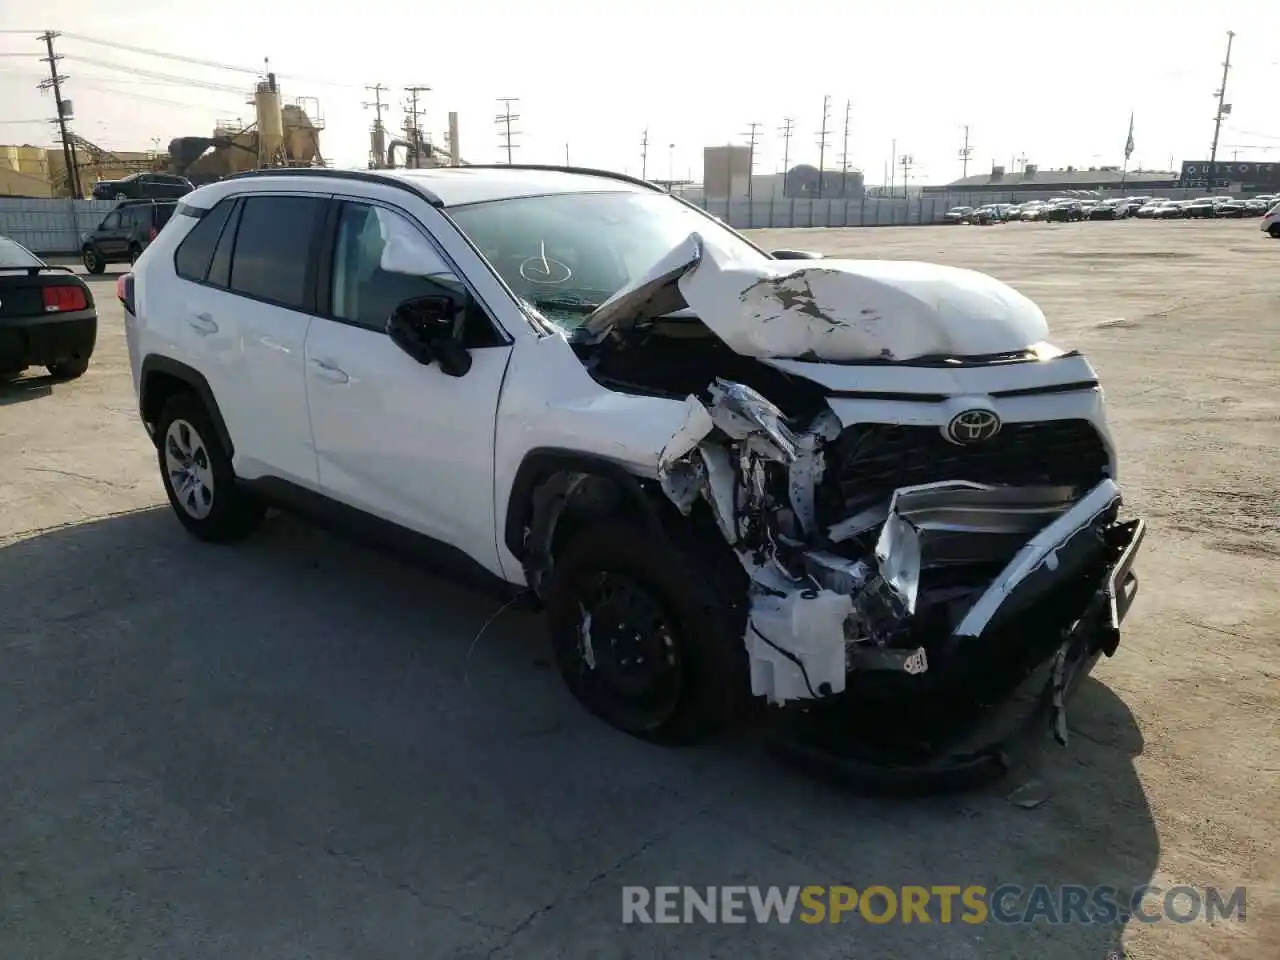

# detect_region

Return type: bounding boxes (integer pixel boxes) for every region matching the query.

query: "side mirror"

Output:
[387,295,472,378]
[770,249,824,260]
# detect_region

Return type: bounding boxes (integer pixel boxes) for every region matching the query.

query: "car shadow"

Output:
[0,372,54,405]
[0,507,1159,959]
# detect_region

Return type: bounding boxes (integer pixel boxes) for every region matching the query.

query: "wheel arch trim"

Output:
[139,355,234,458]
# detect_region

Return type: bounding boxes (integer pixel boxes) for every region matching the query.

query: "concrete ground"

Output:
[1,218,1275,959]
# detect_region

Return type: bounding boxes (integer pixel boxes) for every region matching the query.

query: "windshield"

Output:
[446,190,766,330]
[0,236,43,269]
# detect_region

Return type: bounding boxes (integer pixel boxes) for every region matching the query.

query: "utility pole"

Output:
[363,84,388,168]
[495,97,520,164]
[640,128,649,180]
[38,31,80,198]
[958,124,973,179]
[900,153,914,197]
[1207,30,1235,193]
[890,138,896,197]
[403,85,431,167]
[565,143,570,165]
[779,116,794,198]
[816,95,831,197]
[742,121,761,200]
[839,100,852,197]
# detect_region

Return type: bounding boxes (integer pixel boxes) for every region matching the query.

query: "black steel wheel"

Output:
[545,519,748,745]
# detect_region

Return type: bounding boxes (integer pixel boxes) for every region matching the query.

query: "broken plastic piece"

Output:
[746,589,853,704]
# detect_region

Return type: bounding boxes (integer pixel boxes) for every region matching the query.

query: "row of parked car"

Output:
[944,194,1280,227]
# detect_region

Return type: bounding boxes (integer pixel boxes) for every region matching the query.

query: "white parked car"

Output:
[119,166,1144,783]
[1262,200,1280,238]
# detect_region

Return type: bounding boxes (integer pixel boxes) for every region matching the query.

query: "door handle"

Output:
[188,312,218,335]
[309,358,349,384]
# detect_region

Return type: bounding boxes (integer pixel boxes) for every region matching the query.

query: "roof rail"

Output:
[218,167,443,206]
[448,163,663,193]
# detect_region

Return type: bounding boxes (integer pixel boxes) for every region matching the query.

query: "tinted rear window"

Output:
[227,195,323,310]
[174,198,236,282]
[0,236,42,269]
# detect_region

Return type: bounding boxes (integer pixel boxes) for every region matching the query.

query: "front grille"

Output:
[819,419,1111,522]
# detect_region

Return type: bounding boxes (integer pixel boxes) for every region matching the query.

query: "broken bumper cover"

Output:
[767,513,1145,790]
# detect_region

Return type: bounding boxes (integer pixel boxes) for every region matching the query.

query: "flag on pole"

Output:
[1124,112,1135,160]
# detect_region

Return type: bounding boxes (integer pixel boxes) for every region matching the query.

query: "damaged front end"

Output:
[657,379,1145,787]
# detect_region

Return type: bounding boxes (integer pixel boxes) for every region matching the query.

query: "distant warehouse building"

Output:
[923,163,1179,198]
[1180,160,1280,192]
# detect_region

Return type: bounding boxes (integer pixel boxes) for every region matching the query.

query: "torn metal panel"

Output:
[873,482,1081,616]
[954,478,1123,638]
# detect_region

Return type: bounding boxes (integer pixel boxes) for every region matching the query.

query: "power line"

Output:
[495,97,520,164]
[816,94,831,197]
[55,32,364,89]
[37,30,81,198]
[62,53,247,93]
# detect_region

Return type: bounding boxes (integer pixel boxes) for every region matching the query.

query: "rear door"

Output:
[95,211,128,257]
[171,193,323,487]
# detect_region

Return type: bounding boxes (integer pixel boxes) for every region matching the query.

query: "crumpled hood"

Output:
[580,232,1050,362]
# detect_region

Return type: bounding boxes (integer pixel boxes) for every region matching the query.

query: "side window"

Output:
[227,195,324,310]
[100,212,121,230]
[174,197,236,283]
[330,202,501,345]
[205,200,242,288]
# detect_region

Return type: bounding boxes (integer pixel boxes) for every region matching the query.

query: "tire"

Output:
[155,392,264,543]
[46,356,90,380]
[1269,224,1280,238]
[544,519,749,745]
[82,247,105,274]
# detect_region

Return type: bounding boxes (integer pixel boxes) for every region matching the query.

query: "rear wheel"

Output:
[1269,224,1280,238]
[156,393,264,542]
[544,520,748,745]
[46,356,90,380]
[82,247,105,274]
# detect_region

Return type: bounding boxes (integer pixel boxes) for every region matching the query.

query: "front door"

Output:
[304,199,512,573]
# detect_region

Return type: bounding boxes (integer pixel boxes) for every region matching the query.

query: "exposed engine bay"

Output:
[553,233,1146,778]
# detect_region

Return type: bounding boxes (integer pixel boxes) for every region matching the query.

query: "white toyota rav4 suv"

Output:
[121,166,1144,785]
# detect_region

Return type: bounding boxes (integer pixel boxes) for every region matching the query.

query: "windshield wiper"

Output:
[533,295,601,314]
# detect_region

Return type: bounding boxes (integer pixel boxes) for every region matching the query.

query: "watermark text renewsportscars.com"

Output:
[621,884,1247,925]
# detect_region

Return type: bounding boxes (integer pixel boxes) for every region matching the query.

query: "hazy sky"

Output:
[3,0,1278,184]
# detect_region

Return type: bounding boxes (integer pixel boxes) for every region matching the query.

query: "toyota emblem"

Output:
[946,409,1002,444]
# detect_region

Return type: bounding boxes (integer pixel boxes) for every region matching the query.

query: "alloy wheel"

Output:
[164,418,215,519]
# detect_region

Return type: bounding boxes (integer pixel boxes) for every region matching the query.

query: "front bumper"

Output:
[768,514,1145,791]
[0,311,97,370]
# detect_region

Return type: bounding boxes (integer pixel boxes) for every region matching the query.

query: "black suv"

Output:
[91,173,193,201]
[81,200,178,274]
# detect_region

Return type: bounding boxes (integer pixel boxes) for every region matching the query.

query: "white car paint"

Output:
[1261,202,1280,234]
[126,168,1131,710]
[583,232,1053,362]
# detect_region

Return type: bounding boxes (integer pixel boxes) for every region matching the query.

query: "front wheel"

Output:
[544,520,748,745]
[82,247,105,274]
[155,393,264,543]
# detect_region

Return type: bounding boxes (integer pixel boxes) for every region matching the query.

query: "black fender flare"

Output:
[502,448,664,560]
[139,354,234,458]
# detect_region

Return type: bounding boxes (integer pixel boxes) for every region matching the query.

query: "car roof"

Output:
[216,164,660,208]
